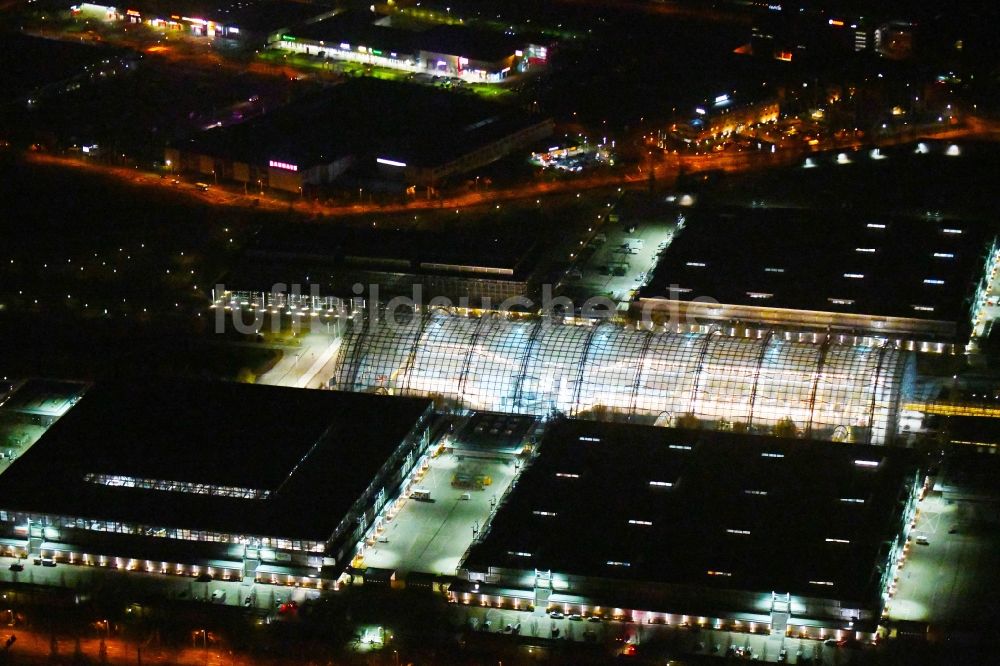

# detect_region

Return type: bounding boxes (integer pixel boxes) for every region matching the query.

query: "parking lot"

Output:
[0,421,47,476]
[887,492,1000,625]
[457,604,835,662]
[560,213,676,304]
[362,452,519,576]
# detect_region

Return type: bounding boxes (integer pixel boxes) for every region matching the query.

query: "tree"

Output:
[676,412,701,430]
[772,417,799,439]
[235,367,257,384]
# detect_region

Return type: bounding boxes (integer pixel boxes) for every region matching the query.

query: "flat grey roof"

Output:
[0,379,431,542]
[641,206,991,329]
[464,419,920,604]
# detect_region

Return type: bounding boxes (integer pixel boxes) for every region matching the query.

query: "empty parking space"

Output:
[362,453,519,576]
[562,219,675,303]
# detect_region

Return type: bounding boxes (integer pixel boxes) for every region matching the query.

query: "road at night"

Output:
[24,117,1000,222]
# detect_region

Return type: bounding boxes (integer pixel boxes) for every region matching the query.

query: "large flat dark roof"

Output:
[179,78,546,168]
[0,33,128,102]
[0,379,87,416]
[640,206,991,327]
[292,10,420,55]
[417,24,521,62]
[242,222,537,271]
[221,219,539,296]
[464,419,919,603]
[289,11,522,63]
[0,380,432,541]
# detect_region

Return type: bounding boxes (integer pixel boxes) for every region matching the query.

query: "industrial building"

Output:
[165,78,553,191]
[454,418,923,638]
[270,9,548,82]
[0,380,433,587]
[445,412,539,460]
[71,0,335,45]
[0,32,135,111]
[214,221,539,309]
[0,378,88,427]
[329,309,915,445]
[637,206,995,348]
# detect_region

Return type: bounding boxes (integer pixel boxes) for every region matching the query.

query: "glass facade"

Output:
[331,311,914,444]
[83,474,271,500]
[2,511,327,553]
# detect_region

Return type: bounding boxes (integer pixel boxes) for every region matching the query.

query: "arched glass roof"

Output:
[330,310,913,444]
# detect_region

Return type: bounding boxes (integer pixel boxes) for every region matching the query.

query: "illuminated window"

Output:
[83,473,270,499]
[628,519,653,526]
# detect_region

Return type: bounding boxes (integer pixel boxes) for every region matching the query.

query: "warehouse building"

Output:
[214,221,538,310]
[445,412,540,460]
[0,379,87,427]
[637,207,995,349]
[0,380,433,587]
[454,418,923,639]
[329,309,915,445]
[71,0,335,45]
[165,78,553,191]
[270,9,548,82]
